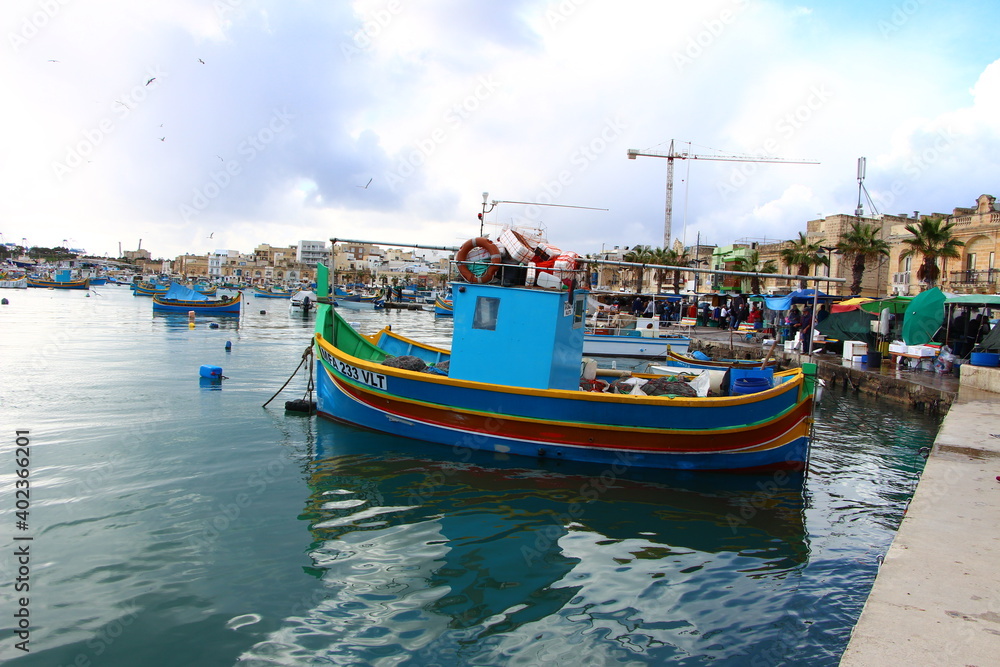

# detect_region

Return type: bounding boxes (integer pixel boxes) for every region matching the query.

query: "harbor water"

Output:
[0,286,941,665]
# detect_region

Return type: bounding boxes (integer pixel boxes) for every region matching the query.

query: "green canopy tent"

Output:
[815,307,876,344]
[901,287,946,346]
[943,294,1000,353]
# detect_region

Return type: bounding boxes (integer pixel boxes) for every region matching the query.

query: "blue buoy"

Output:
[225,341,232,350]
[199,365,223,378]
[209,322,219,329]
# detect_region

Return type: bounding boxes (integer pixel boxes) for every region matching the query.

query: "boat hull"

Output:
[582,333,690,358]
[314,334,811,471]
[27,278,89,289]
[152,293,242,314]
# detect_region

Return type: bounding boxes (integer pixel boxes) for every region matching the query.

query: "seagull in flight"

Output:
[207,232,214,239]
[146,77,156,86]
[357,178,372,189]
[198,58,205,64]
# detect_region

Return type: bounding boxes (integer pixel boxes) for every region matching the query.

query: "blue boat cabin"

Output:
[448,282,588,390]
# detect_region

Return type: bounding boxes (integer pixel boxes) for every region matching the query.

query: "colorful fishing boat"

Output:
[135,282,216,297]
[152,283,242,314]
[27,277,90,289]
[253,286,293,298]
[659,348,778,370]
[313,259,817,471]
[433,293,453,316]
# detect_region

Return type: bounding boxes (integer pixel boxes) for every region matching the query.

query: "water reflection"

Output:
[240,421,810,664]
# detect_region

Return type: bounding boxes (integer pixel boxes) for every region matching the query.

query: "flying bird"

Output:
[198,59,205,64]
[47,59,60,63]
[216,155,224,161]
[159,137,165,141]
[357,178,372,189]
[116,100,129,109]
[146,77,156,86]
[207,232,214,239]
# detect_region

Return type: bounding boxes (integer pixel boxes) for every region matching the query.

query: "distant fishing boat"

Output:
[27,277,90,290]
[253,286,293,299]
[433,293,453,316]
[312,249,818,471]
[152,283,241,314]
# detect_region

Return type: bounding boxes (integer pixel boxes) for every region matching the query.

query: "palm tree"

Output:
[836,221,891,296]
[779,233,826,289]
[657,247,689,294]
[732,250,778,295]
[899,217,964,288]
[623,245,655,293]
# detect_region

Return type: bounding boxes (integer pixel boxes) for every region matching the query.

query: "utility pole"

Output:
[627,141,820,249]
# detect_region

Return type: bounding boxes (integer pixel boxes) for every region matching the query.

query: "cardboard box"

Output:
[889,343,908,354]
[908,345,935,357]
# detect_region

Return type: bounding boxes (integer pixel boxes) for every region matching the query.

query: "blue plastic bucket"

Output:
[732,377,771,395]
[969,352,999,367]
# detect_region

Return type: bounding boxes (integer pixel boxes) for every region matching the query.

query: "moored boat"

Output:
[152,283,242,314]
[312,257,817,472]
[433,293,453,316]
[253,286,293,298]
[27,277,90,289]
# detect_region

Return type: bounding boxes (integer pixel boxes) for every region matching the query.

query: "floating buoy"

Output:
[209,322,219,329]
[1,298,8,305]
[199,365,223,378]
[259,310,266,315]
[225,340,232,350]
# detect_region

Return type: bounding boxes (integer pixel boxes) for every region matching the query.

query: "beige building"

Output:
[887,194,1000,296]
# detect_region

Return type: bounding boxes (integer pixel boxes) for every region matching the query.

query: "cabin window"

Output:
[472,296,500,331]
[573,295,586,328]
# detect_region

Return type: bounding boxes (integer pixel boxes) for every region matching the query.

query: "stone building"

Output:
[887,194,1000,295]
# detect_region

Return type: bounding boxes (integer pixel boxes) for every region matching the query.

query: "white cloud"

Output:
[3,0,999,261]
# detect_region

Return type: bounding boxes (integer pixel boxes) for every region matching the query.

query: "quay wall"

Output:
[687,337,957,415]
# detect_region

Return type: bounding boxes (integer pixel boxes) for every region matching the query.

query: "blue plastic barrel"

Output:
[732,377,771,395]
[199,365,223,378]
[970,352,999,367]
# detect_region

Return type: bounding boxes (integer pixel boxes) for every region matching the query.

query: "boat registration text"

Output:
[321,349,387,390]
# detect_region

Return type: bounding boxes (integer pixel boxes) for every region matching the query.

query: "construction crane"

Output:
[627,140,820,249]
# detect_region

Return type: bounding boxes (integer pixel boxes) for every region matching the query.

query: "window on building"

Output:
[903,255,911,272]
[990,252,995,270]
[966,253,976,271]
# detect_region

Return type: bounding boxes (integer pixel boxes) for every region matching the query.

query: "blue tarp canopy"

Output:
[164,282,209,301]
[763,288,832,311]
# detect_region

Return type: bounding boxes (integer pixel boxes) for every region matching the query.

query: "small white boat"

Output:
[584,317,690,358]
[289,290,317,310]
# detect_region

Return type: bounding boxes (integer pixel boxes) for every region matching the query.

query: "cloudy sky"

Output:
[3,0,998,260]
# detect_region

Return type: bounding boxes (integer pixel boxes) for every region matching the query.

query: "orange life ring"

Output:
[456,237,502,284]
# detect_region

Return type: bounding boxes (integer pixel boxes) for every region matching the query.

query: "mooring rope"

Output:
[262,343,313,408]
